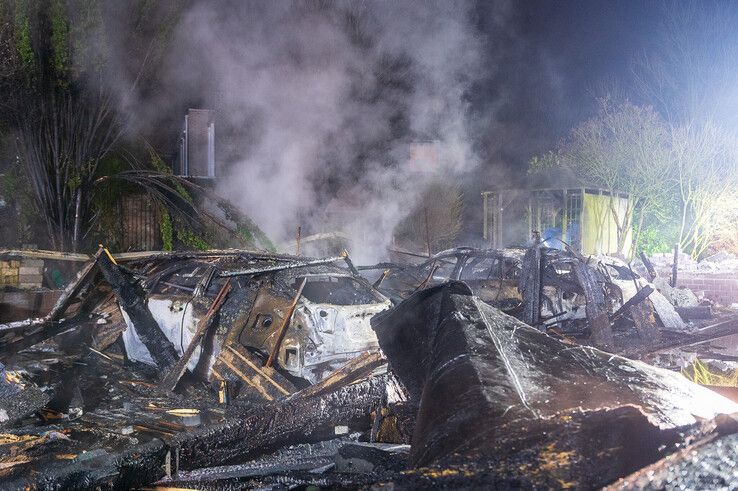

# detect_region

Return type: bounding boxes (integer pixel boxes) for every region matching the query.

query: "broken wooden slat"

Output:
[413,263,439,292]
[670,245,680,287]
[158,280,232,392]
[217,352,274,401]
[225,346,289,396]
[219,255,343,277]
[340,250,361,276]
[631,316,738,358]
[519,246,542,327]
[630,299,661,345]
[213,344,296,401]
[46,247,105,322]
[572,260,614,349]
[640,251,657,281]
[0,249,91,262]
[373,269,391,289]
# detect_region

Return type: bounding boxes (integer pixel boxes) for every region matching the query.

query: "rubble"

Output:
[2,245,738,488]
[606,413,738,490]
[0,364,50,427]
[370,282,738,488]
[362,246,687,349]
[653,276,700,307]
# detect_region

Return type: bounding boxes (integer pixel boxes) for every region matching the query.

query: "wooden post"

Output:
[671,244,679,287]
[562,189,568,243]
[424,208,431,257]
[296,226,301,256]
[482,192,489,242]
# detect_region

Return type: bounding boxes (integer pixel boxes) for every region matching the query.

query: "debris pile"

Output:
[363,245,688,350]
[1,245,738,488]
[371,282,738,488]
[649,250,738,275]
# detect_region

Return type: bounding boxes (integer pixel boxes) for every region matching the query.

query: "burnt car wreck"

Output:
[363,245,685,351]
[2,245,738,489]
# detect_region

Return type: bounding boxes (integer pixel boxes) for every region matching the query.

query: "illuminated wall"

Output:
[581,192,632,257]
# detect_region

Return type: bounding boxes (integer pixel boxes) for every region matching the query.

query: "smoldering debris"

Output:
[2,245,738,488]
[362,245,691,350]
[371,282,738,488]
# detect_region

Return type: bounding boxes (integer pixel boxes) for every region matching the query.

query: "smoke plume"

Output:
[151,0,497,262]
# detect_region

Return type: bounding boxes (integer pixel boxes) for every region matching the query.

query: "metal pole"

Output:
[219,255,343,277]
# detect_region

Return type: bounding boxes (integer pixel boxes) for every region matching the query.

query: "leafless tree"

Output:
[670,123,738,258]
[0,2,122,251]
[531,98,673,257]
[632,1,738,127]
[0,1,183,251]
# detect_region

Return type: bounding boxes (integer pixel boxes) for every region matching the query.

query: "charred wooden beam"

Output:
[631,316,738,358]
[675,305,713,320]
[519,246,542,327]
[159,280,232,392]
[340,250,361,276]
[97,248,179,372]
[640,251,657,281]
[671,244,679,287]
[572,259,614,349]
[265,277,306,368]
[213,345,293,401]
[630,299,661,344]
[219,255,344,277]
[175,375,385,470]
[290,351,385,400]
[46,247,105,321]
[0,249,90,262]
[610,285,654,322]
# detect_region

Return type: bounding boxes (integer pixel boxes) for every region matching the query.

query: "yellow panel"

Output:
[581,193,632,256]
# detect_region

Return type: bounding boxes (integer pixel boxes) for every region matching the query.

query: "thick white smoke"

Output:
[149,1,509,262]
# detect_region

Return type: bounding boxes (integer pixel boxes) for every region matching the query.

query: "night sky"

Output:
[476,0,665,175]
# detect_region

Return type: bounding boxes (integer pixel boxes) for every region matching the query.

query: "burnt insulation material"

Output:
[371,282,738,472]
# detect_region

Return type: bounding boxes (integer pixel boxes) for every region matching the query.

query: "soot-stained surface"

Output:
[371,282,738,488]
[4,250,738,489]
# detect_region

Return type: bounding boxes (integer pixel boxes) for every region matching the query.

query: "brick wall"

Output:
[0,258,44,289]
[0,259,20,286]
[678,272,738,306]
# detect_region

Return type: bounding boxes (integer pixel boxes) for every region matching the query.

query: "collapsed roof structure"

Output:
[1,244,738,488]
